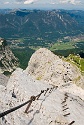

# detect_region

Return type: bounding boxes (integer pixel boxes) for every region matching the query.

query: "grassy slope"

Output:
[65,54,84,73]
[50,40,84,50]
[50,41,75,51]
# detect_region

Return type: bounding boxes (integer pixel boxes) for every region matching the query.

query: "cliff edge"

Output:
[0,38,19,74]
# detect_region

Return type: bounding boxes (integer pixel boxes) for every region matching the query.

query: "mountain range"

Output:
[0,9,84,40]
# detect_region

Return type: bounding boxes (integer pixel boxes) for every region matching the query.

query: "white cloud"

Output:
[14,0,82,5]
[48,0,55,5]
[60,0,68,4]
[15,2,22,4]
[2,0,82,6]
[12,0,36,4]
[24,0,37,4]
[60,0,81,5]
[4,1,10,4]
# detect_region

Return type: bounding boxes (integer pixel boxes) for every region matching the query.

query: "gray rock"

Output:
[0,48,84,125]
[26,48,84,88]
[0,74,9,86]
[0,46,19,74]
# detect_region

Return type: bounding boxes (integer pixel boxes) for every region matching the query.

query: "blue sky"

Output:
[0,0,84,10]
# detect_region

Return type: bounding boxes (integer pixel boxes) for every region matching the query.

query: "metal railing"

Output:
[0,86,57,118]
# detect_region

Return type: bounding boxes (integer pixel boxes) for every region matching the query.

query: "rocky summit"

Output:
[0,48,84,125]
[27,48,84,88]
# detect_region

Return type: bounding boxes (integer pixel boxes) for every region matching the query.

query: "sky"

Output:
[0,0,84,10]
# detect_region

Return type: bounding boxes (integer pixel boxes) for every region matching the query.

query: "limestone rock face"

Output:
[0,73,9,86]
[26,48,84,88]
[0,46,19,74]
[0,68,84,125]
[0,48,84,125]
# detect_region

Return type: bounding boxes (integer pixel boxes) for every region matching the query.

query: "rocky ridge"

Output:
[27,48,84,88]
[0,46,19,74]
[0,48,84,125]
